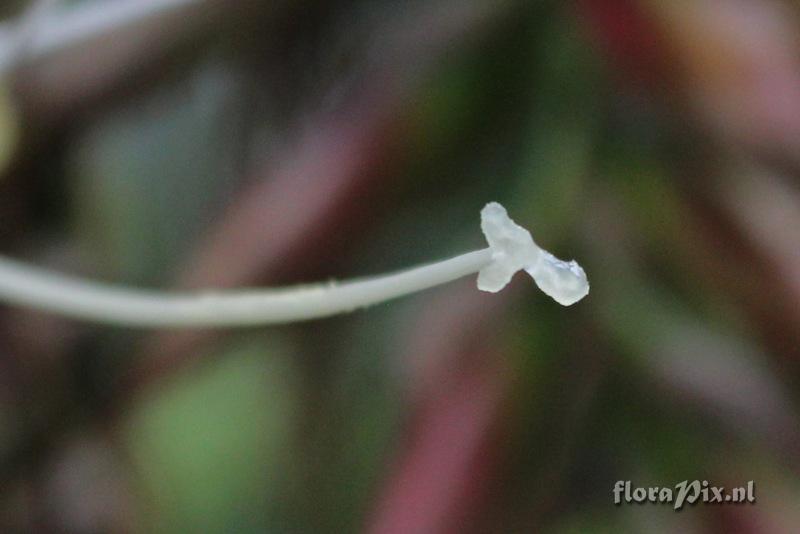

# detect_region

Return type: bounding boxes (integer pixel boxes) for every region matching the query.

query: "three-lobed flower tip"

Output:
[478,202,589,306]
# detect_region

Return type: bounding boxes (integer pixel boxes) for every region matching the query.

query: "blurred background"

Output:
[0,0,799,532]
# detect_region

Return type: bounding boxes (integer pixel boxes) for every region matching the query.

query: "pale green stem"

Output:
[0,249,493,327]
[0,202,589,327]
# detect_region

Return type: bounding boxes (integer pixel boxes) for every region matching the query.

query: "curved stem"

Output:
[0,202,589,327]
[0,249,493,327]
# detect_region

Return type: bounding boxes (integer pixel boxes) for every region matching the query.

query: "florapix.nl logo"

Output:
[613,480,755,511]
